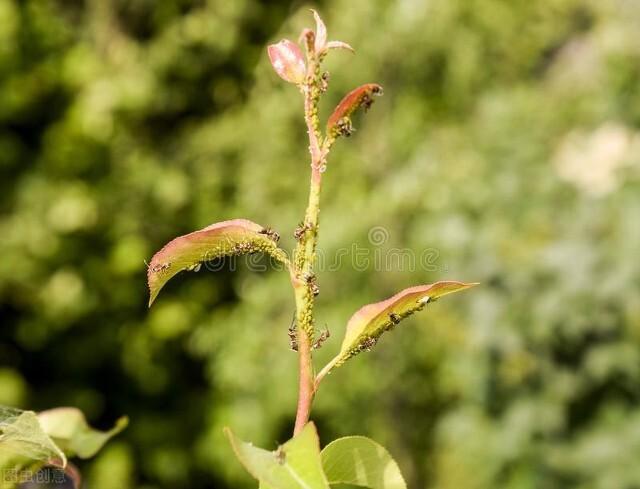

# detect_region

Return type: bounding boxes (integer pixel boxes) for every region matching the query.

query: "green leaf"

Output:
[321,436,406,489]
[327,281,478,370]
[37,407,128,459]
[147,218,288,305]
[225,422,329,489]
[0,406,66,468]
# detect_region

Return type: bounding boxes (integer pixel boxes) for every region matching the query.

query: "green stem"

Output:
[292,57,325,436]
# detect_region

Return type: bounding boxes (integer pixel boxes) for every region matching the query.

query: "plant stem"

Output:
[292,57,325,435]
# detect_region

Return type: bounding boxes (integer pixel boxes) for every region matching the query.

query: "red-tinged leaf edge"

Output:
[326,84,383,139]
[267,39,307,84]
[147,219,287,306]
[335,281,478,367]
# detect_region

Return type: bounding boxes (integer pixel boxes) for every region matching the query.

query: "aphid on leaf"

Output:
[336,117,354,137]
[186,263,202,272]
[389,312,401,325]
[259,227,280,243]
[274,445,286,465]
[312,327,330,350]
[360,337,378,352]
[150,262,170,274]
[232,242,254,254]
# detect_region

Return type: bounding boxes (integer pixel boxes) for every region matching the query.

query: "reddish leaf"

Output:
[267,40,306,84]
[326,84,383,138]
[147,219,287,306]
[333,281,478,368]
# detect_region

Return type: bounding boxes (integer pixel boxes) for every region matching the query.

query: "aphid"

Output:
[274,445,286,465]
[232,242,254,254]
[151,262,170,274]
[312,327,330,350]
[360,337,378,352]
[304,273,320,297]
[288,314,298,352]
[186,263,202,272]
[389,312,401,325]
[361,93,374,112]
[294,221,312,241]
[259,227,280,243]
[320,71,330,93]
[336,117,354,137]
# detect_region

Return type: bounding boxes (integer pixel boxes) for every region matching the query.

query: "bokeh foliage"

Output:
[1,0,640,488]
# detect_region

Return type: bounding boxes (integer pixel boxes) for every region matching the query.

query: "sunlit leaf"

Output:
[268,40,307,84]
[147,218,287,306]
[0,406,66,469]
[225,422,329,489]
[327,84,383,139]
[37,408,128,459]
[331,281,478,368]
[321,436,406,489]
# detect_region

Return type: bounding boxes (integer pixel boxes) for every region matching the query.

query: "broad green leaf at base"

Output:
[321,436,406,489]
[0,406,66,468]
[225,423,329,489]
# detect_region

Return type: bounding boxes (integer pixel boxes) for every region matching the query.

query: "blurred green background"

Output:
[2,0,640,487]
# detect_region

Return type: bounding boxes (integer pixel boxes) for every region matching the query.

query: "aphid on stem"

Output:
[320,71,330,93]
[294,221,312,241]
[312,327,330,350]
[288,314,298,352]
[304,272,320,297]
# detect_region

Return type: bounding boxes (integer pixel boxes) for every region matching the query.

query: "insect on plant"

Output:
[146,9,477,488]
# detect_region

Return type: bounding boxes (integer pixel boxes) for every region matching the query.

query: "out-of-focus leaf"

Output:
[324,41,354,52]
[225,422,329,489]
[332,282,478,368]
[147,219,287,305]
[312,10,327,54]
[37,407,128,459]
[321,436,406,489]
[311,10,353,55]
[0,406,66,469]
[268,40,307,84]
[326,84,383,139]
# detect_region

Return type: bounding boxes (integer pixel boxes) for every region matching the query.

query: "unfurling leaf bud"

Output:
[310,10,354,56]
[267,40,306,84]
